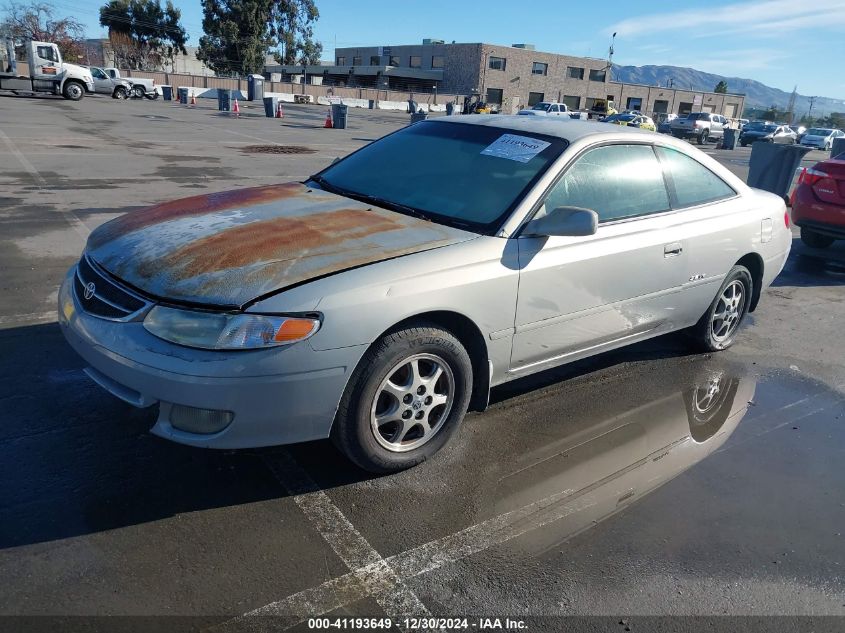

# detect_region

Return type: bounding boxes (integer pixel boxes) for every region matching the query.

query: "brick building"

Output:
[267,40,745,120]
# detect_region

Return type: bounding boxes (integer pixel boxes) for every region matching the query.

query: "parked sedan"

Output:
[791,154,845,248]
[800,128,845,151]
[740,123,796,146]
[59,117,791,472]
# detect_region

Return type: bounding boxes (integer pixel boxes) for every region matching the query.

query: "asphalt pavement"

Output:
[1,93,844,632]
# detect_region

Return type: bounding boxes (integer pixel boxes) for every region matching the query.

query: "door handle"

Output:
[664,242,683,257]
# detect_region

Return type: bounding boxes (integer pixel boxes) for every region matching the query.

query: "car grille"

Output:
[73,255,150,321]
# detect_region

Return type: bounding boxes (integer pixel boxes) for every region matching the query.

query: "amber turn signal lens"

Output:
[273,318,319,342]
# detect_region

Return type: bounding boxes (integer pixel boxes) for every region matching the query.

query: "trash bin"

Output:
[445,102,454,116]
[263,96,279,118]
[218,89,231,111]
[407,99,418,114]
[410,111,427,124]
[722,128,738,150]
[747,143,812,200]
[161,85,173,101]
[247,74,264,101]
[331,103,348,129]
[832,137,845,158]
[178,87,188,105]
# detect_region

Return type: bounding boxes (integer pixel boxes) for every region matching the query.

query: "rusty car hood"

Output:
[86,182,477,307]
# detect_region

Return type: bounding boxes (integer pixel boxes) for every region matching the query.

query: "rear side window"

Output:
[544,144,670,223]
[656,147,735,208]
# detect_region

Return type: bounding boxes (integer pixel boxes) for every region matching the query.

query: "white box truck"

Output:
[1,39,94,100]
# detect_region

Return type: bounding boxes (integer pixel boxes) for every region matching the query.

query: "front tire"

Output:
[113,86,128,99]
[801,228,834,249]
[62,81,84,101]
[688,265,752,352]
[332,323,473,473]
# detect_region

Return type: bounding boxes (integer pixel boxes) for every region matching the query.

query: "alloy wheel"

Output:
[711,280,746,343]
[370,353,455,453]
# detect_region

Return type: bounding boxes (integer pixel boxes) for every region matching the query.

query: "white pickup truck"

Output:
[0,39,94,100]
[104,68,159,99]
[518,101,572,117]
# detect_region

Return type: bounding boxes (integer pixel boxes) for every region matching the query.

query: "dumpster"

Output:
[247,74,264,101]
[178,87,188,105]
[747,143,812,200]
[332,103,348,129]
[722,128,738,150]
[410,111,427,124]
[263,96,279,118]
[218,89,231,111]
[161,85,173,101]
[833,137,845,158]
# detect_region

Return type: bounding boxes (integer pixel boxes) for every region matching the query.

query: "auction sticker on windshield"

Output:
[481,134,551,163]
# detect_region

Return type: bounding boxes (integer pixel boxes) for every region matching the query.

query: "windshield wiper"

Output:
[307,175,434,222]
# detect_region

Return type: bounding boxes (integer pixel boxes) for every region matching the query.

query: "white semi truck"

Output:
[1,39,94,100]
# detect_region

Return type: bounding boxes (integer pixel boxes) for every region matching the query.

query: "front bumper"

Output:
[58,268,366,449]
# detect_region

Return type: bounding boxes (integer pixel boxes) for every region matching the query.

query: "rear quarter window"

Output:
[656,146,736,208]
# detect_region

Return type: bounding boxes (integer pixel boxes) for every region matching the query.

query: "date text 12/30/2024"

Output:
[308,617,528,630]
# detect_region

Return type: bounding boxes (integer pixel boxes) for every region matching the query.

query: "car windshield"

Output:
[531,103,551,111]
[745,122,766,130]
[310,121,568,234]
[807,128,833,136]
[688,113,711,120]
[761,125,778,132]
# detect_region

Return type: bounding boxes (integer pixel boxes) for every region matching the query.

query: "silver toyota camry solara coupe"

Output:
[59,116,791,472]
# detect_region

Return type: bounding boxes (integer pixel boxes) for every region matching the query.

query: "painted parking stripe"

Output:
[260,452,432,627]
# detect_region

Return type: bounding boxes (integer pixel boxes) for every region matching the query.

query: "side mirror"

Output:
[522,206,598,237]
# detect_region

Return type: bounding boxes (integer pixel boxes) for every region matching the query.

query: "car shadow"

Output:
[771,237,845,287]
[0,320,697,550]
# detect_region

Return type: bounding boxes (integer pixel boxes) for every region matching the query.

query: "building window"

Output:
[653,99,669,113]
[562,95,580,110]
[488,56,506,71]
[370,55,380,65]
[585,97,596,110]
[336,56,346,66]
[589,69,607,82]
[431,55,444,69]
[389,55,400,66]
[626,97,642,110]
[567,66,584,80]
[410,55,421,69]
[486,88,503,105]
[352,56,361,66]
[532,62,548,76]
[678,101,693,115]
[528,92,544,106]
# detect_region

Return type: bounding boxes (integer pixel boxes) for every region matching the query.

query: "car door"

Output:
[30,42,60,82]
[511,143,690,371]
[90,67,110,94]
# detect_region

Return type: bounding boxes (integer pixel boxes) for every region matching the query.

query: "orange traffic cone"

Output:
[276,101,284,118]
[232,98,240,118]
[324,110,332,128]
[189,91,196,107]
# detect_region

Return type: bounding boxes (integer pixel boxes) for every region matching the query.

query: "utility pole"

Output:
[786,85,797,124]
[807,95,817,119]
[605,32,616,80]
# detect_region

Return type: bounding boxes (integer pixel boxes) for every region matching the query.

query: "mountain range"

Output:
[612,64,845,117]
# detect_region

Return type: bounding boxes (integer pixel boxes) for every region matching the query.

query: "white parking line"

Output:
[0,128,90,241]
[258,452,432,627]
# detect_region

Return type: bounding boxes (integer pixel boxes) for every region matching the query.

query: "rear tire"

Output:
[698,131,709,145]
[688,265,752,353]
[131,85,145,99]
[801,228,834,249]
[331,323,473,474]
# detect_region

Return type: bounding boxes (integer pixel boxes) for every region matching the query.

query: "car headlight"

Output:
[143,305,320,350]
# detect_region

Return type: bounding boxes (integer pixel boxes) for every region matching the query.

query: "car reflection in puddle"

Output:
[460,362,754,555]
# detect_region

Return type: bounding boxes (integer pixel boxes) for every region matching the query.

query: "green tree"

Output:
[714,80,728,94]
[99,0,187,70]
[197,0,321,75]
[1,1,85,60]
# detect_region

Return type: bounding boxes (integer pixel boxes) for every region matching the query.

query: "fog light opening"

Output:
[169,404,234,434]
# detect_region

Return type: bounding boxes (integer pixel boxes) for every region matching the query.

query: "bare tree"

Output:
[0,1,85,61]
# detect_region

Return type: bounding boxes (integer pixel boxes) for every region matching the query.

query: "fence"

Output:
[119,70,463,106]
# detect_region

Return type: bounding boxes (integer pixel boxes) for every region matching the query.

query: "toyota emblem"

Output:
[83,281,96,300]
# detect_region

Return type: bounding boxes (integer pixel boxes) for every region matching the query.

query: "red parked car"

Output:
[791,154,845,248]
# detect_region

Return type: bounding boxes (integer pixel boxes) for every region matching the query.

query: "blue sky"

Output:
[69,0,845,99]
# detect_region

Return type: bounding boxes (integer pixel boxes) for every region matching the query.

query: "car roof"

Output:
[431,114,653,142]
